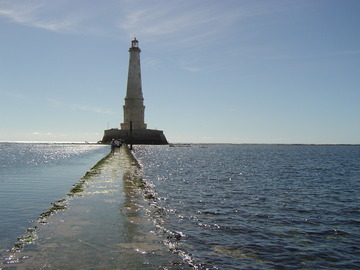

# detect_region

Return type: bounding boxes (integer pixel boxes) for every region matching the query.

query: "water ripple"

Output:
[134,144,360,269]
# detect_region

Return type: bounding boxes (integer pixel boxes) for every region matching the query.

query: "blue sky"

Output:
[0,0,359,143]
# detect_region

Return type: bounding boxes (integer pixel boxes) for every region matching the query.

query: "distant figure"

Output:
[115,139,122,148]
[110,139,116,153]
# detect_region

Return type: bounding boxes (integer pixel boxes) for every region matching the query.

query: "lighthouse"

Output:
[102,38,168,144]
[121,38,147,130]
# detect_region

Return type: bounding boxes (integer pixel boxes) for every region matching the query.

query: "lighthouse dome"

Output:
[131,38,139,48]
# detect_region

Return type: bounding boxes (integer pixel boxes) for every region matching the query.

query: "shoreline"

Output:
[2,141,360,146]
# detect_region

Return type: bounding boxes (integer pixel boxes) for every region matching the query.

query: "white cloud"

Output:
[45,98,115,115]
[266,49,360,61]
[0,0,281,43]
[0,1,43,23]
[2,90,28,100]
[32,131,52,136]
[118,2,241,43]
[72,104,116,115]
[181,65,201,73]
[142,57,161,68]
[0,0,94,33]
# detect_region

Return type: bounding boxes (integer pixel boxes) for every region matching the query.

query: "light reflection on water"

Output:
[2,147,190,269]
[133,144,360,269]
[0,143,109,251]
[2,143,360,269]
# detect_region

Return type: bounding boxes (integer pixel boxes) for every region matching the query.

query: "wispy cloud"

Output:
[1,91,114,115]
[266,49,360,61]
[0,1,280,44]
[0,1,43,23]
[1,90,29,100]
[116,1,285,73]
[142,57,161,68]
[32,131,52,136]
[181,65,201,73]
[117,1,263,45]
[0,0,299,42]
[327,50,360,56]
[48,97,116,115]
[0,0,96,33]
[72,104,116,115]
[0,0,307,73]
[46,98,64,107]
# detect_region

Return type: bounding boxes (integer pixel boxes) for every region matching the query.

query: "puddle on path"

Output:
[2,147,189,269]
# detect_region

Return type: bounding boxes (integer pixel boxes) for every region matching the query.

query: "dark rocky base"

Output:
[102,129,168,145]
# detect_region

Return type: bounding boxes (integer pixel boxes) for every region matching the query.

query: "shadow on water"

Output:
[1,146,189,270]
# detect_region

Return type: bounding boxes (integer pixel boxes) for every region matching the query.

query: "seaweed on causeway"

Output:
[9,151,113,253]
[68,152,111,196]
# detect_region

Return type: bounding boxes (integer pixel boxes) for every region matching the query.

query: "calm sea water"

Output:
[1,143,360,269]
[133,144,360,269]
[0,142,109,251]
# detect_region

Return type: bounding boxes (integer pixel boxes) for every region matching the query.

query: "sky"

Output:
[0,0,359,144]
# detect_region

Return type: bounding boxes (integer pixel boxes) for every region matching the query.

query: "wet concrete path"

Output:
[2,147,188,269]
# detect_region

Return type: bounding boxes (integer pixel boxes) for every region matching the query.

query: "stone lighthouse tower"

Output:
[101,38,168,144]
[121,38,147,130]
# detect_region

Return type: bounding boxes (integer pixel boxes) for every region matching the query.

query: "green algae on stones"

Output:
[68,153,112,196]
[123,145,141,169]
[6,151,114,256]
[68,180,85,195]
[11,226,37,252]
[39,202,67,219]
[125,148,151,191]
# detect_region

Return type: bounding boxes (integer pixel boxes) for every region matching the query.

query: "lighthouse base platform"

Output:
[102,128,168,145]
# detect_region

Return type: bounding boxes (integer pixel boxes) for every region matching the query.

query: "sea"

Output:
[0,142,109,252]
[1,142,360,269]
